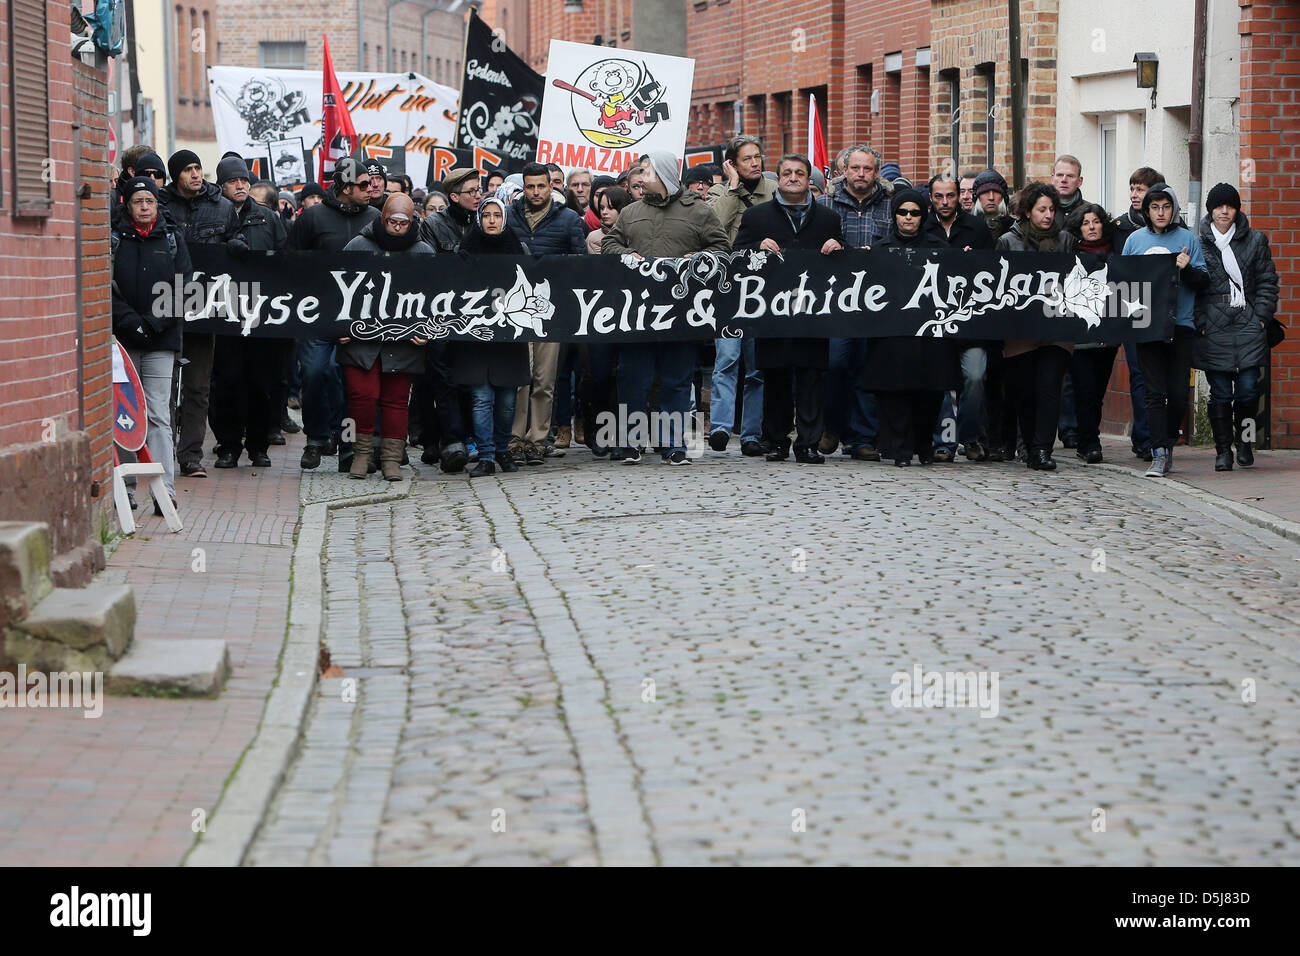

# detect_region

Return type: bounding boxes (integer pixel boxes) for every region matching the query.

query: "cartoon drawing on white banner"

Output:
[537,40,694,176]
[227,77,310,142]
[554,58,668,149]
[208,66,459,189]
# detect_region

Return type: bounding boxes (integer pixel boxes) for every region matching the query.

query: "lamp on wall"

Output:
[1134,52,1158,107]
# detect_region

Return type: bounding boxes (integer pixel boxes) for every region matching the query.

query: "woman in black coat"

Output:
[1063,202,1117,463]
[995,182,1077,471]
[1193,183,1279,470]
[861,188,959,466]
[450,195,531,477]
[735,154,845,463]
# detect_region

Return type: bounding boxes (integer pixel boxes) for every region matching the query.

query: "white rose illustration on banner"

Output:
[494,265,555,338]
[1060,258,1110,329]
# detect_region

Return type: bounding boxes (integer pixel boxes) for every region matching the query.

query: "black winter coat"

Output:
[448,226,531,388]
[232,199,287,251]
[335,222,434,375]
[1111,207,1146,254]
[859,231,960,393]
[111,216,193,354]
[1193,211,1277,373]
[287,189,380,252]
[506,198,586,255]
[924,209,995,250]
[159,180,238,245]
[735,197,844,369]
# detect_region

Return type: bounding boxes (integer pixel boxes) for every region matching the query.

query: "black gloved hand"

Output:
[227,236,250,258]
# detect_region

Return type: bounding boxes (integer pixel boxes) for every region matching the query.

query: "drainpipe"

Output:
[358,0,365,69]
[1188,0,1208,224]
[162,0,176,155]
[1007,0,1026,190]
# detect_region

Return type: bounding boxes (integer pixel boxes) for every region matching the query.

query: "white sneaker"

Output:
[1144,448,1169,478]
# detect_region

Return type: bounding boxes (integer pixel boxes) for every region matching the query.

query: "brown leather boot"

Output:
[350,431,374,479]
[379,437,405,481]
[555,425,572,448]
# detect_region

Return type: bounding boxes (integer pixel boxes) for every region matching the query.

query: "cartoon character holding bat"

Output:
[552,57,669,148]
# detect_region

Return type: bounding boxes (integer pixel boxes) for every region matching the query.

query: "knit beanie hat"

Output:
[215,154,251,185]
[1205,182,1240,212]
[167,149,202,183]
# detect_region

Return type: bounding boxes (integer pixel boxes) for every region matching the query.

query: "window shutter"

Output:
[10,0,51,216]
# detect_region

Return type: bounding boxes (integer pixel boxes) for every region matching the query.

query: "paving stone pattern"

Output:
[250,448,1300,866]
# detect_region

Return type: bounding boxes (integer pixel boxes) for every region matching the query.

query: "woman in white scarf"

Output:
[1193,182,1280,471]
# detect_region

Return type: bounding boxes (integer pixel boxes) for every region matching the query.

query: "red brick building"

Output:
[1240,0,1300,448]
[929,0,1059,186]
[687,0,932,179]
[0,1,114,582]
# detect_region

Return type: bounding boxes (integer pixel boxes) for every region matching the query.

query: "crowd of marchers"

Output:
[108,134,1280,513]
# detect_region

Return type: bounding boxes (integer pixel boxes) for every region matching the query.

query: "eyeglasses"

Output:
[146,171,165,181]
[896,208,923,218]
[456,186,482,197]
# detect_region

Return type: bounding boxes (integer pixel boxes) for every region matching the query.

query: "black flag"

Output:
[454,9,544,172]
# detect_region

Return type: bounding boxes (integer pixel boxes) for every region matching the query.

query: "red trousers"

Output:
[343,365,413,438]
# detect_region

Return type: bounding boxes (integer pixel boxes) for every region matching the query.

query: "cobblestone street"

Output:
[248,447,1300,866]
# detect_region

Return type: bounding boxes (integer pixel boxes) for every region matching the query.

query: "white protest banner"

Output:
[537,40,695,176]
[208,66,459,188]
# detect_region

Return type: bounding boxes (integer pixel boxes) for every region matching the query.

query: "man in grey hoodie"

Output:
[602,151,730,464]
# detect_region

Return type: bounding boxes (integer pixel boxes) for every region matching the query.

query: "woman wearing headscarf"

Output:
[339,193,433,480]
[860,188,959,466]
[1194,183,1279,471]
[450,195,531,477]
[996,182,1077,470]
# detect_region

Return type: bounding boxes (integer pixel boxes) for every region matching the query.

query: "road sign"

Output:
[112,341,147,451]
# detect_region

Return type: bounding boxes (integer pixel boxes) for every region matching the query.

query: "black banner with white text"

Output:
[181,246,1176,344]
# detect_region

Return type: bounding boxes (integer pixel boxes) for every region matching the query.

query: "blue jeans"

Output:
[617,342,696,455]
[299,338,345,444]
[124,347,177,499]
[934,346,987,450]
[1124,342,1151,451]
[553,345,579,432]
[1206,367,1262,405]
[826,338,878,450]
[709,337,764,443]
[470,384,517,461]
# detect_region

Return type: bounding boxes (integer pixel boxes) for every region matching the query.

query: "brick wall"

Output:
[215,1,464,83]
[0,3,109,580]
[172,0,219,139]
[1239,0,1300,449]
[930,0,1059,187]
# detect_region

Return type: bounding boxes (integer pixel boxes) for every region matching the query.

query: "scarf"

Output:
[584,206,601,232]
[460,224,525,255]
[446,201,474,226]
[1077,235,1109,255]
[132,219,157,239]
[1213,224,1246,307]
[775,190,812,232]
[369,220,421,252]
[1022,220,1061,252]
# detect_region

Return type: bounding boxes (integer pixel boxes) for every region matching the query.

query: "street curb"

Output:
[184,477,413,867]
[1087,459,1300,546]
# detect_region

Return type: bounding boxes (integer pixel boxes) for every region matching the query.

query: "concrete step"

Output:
[107,638,231,697]
[4,584,135,673]
[0,522,53,630]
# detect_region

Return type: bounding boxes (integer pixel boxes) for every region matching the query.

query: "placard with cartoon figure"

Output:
[537,40,694,177]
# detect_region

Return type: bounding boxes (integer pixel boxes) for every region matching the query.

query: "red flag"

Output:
[808,93,828,178]
[319,35,358,185]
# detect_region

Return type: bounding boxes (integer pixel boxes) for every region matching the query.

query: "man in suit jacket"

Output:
[735,154,845,463]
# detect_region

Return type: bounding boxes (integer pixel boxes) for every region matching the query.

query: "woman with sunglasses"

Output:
[861,188,959,466]
[339,193,433,480]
